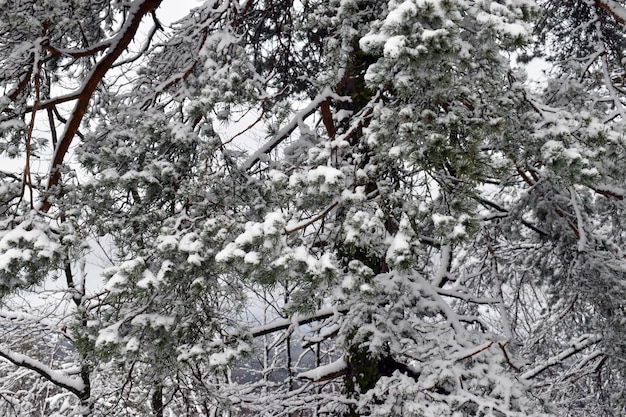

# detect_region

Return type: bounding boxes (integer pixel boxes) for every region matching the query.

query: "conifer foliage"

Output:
[1,0,626,416]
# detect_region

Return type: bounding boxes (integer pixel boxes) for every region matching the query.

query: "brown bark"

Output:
[41,0,164,212]
[597,0,626,25]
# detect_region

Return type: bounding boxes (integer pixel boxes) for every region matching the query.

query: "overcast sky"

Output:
[158,0,199,24]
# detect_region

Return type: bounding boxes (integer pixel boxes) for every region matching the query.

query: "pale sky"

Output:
[158,0,200,25]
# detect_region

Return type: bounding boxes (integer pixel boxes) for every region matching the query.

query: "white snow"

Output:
[306,166,344,185]
[501,22,527,37]
[432,213,454,225]
[475,10,529,38]
[125,337,140,352]
[263,211,286,235]
[177,344,205,361]
[244,251,260,264]
[104,272,127,292]
[450,223,466,238]
[215,242,246,262]
[96,323,122,346]
[179,232,203,252]
[156,235,178,251]
[187,253,204,265]
[359,33,389,54]
[0,347,86,393]
[360,283,374,293]
[298,356,347,381]
[130,313,175,329]
[386,231,411,264]
[234,222,264,245]
[421,28,448,41]
[267,169,288,182]
[385,0,417,27]
[383,35,406,59]
[136,269,157,288]
[0,225,60,271]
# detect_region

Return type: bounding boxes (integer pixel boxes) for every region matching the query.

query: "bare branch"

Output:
[298,356,347,382]
[285,202,338,235]
[456,341,494,361]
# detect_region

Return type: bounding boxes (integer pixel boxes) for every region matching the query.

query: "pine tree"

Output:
[1,0,626,416]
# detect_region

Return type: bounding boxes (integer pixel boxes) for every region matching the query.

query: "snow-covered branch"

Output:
[0,347,86,399]
[242,87,342,171]
[597,0,626,25]
[569,187,587,252]
[250,306,349,338]
[42,0,164,212]
[297,356,347,382]
[521,334,602,381]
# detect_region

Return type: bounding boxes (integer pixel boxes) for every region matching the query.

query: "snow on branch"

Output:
[417,275,467,337]
[520,334,602,380]
[0,309,59,330]
[591,185,625,200]
[298,356,347,382]
[455,341,495,361]
[249,306,348,338]
[0,346,86,398]
[597,0,626,25]
[42,0,164,212]
[42,41,111,60]
[242,87,343,171]
[569,187,587,252]
[435,287,500,305]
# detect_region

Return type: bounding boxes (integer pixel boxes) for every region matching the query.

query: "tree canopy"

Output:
[1,0,626,416]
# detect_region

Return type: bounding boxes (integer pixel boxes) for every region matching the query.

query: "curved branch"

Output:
[285,201,338,235]
[0,347,87,399]
[41,0,164,212]
[43,42,110,60]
